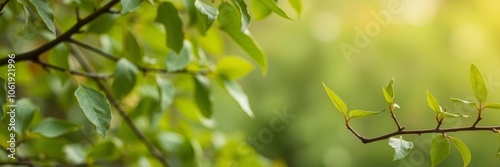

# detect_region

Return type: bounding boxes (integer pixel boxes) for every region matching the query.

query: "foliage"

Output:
[323,64,500,167]
[0,0,301,166]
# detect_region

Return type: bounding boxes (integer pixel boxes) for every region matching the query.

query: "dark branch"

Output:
[357,126,500,144]
[0,0,120,66]
[68,43,170,167]
[0,0,11,16]
[32,59,110,79]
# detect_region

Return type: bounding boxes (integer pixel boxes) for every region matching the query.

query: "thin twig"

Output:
[389,111,404,131]
[75,7,82,22]
[67,38,119,61]
[0,0,121,65]
[32,59,110,79]
[471,104,484,127]
[388,104,404,131]
[0,0,11,16]
[68,43,170,167]
[67,38,213,75]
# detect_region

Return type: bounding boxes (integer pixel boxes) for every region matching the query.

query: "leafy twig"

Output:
[68,43,170,167]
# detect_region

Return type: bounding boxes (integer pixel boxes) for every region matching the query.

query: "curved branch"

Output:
[0,0,120,66]
[68,43,170,167]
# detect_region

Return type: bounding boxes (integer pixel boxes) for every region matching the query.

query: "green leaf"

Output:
[74,85,112,138]
[232,0,251,31]
[194,0,218,34]
[166,41,192,72]
[322,83,347,116]
[28,0,56,35]
[449,137,471,167]
[64,144,87,164]
[157,77,175,112]
[219,77,254,118]
[216,56,254,80]
[87,14,117,34]
[382,87,393,104]
[15,98,38,134]
[87,140,120,160]
[450,98,476,107]
[251,0,272,20]
[439,111,469,118]
[427,91,441,114]
[349,110,384,119]
[0,78,6,119]
[20,1,36,36]
[121,0,144,14]
[470,64,488,103]
[156,2,185,53]
[484,102,500,110]
[218,2,267,75]
[288,0,302,16]
[388,136,414,161]
[256,0,292,19]
[32,118,81,138]
[386,78,394,99]
[430,134,450,167]
[111,58,139,99]
[194,75,213,118]
[123,29,143,64]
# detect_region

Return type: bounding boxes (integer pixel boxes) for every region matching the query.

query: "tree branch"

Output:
[356,126,500,144]
[0,0,120,66]
[68,43,170,167]
[67,38,213,75]
[32,59,110,79]
[0,0,11,16]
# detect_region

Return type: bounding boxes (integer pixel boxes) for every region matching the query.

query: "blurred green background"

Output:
[1,0,500,166]
[216,0,500,166]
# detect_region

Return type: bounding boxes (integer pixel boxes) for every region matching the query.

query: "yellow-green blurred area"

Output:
[1,0,500,166]
[232,0,500,166]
